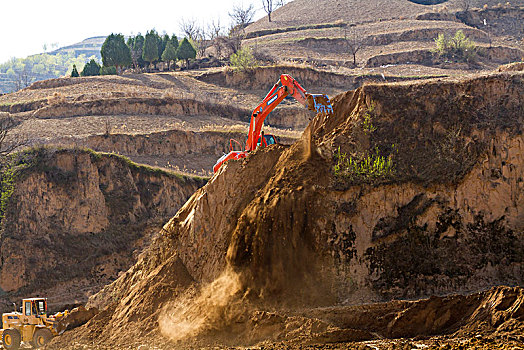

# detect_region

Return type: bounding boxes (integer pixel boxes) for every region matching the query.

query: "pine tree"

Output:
[71,64,79,77]
[81,59,101,76]
[161,42,177,70]
[101,33,132,73]
[133,34,146,68]
[177,38,197,68]
[159,34,169,61]
[143,30,159,70]
[170,35,179,52]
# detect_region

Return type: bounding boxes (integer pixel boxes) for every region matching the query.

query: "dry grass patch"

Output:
[47,92,66,105]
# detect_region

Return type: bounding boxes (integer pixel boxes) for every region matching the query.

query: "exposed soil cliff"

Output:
[50,71,523,348]
[75,129,296,175]
[0,148,206,311]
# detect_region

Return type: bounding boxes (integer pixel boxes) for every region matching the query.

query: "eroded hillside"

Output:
[0,148,206,312]
[48,69,524,349]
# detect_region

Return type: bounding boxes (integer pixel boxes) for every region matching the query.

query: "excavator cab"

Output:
[256,134,278,148]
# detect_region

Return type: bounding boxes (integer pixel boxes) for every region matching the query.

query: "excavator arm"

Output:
[213,74,333,173]
[245,74,333,151]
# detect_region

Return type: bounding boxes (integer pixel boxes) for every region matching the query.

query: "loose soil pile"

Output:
[48,70,524,349]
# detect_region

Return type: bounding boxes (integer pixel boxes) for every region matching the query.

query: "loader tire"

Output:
[2,328,21,349]
[32,328,52,348]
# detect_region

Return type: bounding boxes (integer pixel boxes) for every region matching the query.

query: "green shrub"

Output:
[434,30,477,62]
[333,146,395,181]
[0,162,16,221]
[230,47,259,71]
[362,102,377,134]
[100,66,117,75]
[81,59,101,76]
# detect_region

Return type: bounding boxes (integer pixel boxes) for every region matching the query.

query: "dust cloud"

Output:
[158,268,247,342]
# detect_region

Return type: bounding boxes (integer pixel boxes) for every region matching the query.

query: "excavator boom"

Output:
[213,74,333,173]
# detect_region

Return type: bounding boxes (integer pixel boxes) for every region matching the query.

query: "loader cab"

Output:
[22,298,47,319]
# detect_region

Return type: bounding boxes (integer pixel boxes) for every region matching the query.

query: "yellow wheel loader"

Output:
[0,298,68,349]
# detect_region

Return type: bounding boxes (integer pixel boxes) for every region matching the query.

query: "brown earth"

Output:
[46,70,523,349]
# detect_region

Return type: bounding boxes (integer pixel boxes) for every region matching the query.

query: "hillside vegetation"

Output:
[0,52,97,94]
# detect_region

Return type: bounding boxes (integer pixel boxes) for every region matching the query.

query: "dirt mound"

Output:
[52,71,524,348]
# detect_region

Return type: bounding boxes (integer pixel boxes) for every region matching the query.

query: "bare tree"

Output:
[208,19,225,58]
[229,3,256,28]
[343,25,364,67]
[262,0,285,22]
[179,18,199,41]
[194,28,210,58]
[12,67,34,92]
[208,18,224,39]
[221,25,245,56]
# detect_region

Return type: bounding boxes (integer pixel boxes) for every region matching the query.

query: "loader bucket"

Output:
[307,94,334,115]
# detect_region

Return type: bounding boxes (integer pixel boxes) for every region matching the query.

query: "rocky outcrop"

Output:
[0,148,206,310]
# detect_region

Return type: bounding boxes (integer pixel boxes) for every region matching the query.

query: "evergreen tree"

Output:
[71,64,79,77]
[177,38,196,68]
[170,35,179,52]
[126,36,136,67]
[161,41,177,70]
[143,30,159,70]
[101,33,132,73]
[100,66,117,75]
[133,34,146,68]
[159,34,170,61]
[81,59,101,76]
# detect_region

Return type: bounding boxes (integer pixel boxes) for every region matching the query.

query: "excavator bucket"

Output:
[306,94,334,115]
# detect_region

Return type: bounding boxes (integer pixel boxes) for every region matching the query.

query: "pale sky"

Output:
[0,0,266,64]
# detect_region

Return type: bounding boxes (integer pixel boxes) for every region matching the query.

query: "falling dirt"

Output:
[158,268,245,342]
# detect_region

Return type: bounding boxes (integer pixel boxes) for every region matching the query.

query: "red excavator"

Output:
[213,74,333,173]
